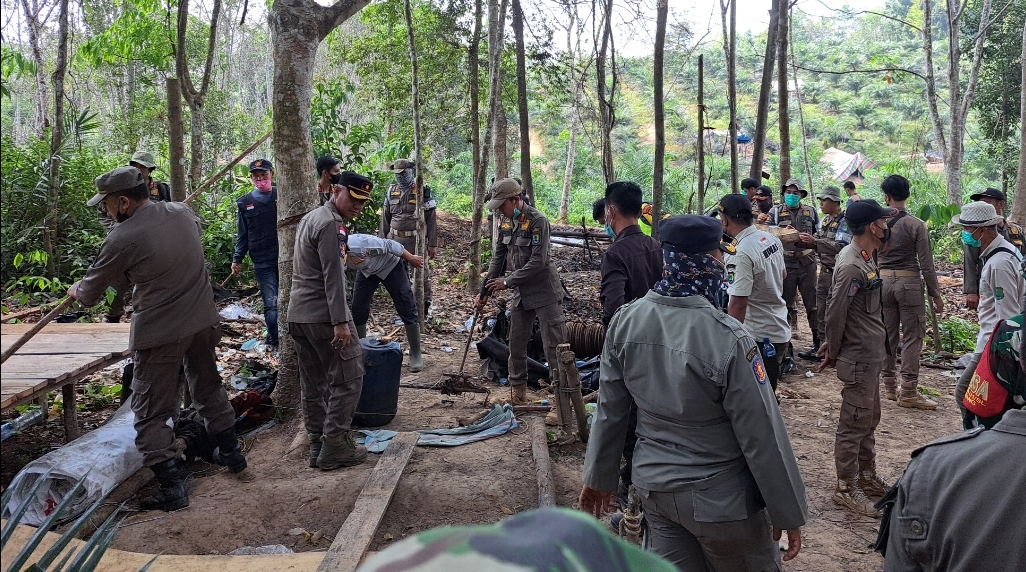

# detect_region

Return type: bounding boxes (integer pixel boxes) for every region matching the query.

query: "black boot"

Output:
[140,458,189,511]
[212,428,248,474]
[798,333,822,361]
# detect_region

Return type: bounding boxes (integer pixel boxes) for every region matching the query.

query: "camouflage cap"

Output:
[782,177,808,198]
[818,185,842,202]
[391,159,415,173]
[338,171,373,201]
[485,178,522,210]
[87,166,145,206]
[129,151,158,170]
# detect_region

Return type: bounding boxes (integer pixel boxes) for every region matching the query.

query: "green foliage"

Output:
[937,316,980,355]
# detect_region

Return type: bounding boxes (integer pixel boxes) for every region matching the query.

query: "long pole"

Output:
[184,130,272,205]
[1,297,74,364]
[697,54,706,213]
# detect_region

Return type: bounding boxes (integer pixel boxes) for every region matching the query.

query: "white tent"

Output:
[820,147,875,182]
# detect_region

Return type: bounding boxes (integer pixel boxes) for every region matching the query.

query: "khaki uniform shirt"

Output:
[814,211,849,269]
[726,225,791,344]
[76,202,219,350]
[288,201,354,325]
[963,220,1026,295]
[583,292,807,530]
[769,203,818,266]
[825,244,886,363]
[975,236,1025,351]
[878,212,941,298]
[380,182,438,248]
[485,204,562,310]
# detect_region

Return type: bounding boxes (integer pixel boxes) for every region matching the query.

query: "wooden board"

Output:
[0,322,131,335]
[317,432,419,572]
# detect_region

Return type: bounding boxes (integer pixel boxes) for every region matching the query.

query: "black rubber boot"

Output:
[212,428,248,474]
[140,458,189,511]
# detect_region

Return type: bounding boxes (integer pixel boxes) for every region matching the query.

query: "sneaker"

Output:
[898,391,937,410]
[834,477,880,517]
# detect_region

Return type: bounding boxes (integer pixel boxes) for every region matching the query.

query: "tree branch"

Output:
[319,0,374,41]
[176,0,196,104]
[197,0,222,99]
[792,63,925,82]
[968,0,1017,44]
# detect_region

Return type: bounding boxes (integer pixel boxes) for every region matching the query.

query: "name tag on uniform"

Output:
[246,204,255,210]
[762,244,779,258]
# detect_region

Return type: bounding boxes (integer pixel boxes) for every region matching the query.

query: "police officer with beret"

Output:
[581,215,807,571]
[232,159,279,349]
[817,199,896,518]
[963,187,1026,310]
[381,158,438,317]
[476,178,567,405]
[289,171,374,470]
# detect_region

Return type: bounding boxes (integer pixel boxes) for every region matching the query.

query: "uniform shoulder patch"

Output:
[532,230,541,245]
[847,278,861,297]
[752,354,768,385]
[745,346,758,362]
[994,286,1004,300]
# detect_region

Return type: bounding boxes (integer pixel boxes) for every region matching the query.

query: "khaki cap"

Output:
[87,166,145,206]
[485,178,522,210]
[129,151,158,170]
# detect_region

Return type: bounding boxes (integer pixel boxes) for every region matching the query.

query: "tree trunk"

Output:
[720,0,738,194]
[511,0,533,203]
[1010,22,1026,223]
[44,0,68,276]
[558,82,581,223]
[268,0,371,414]
[596,0,616,184]
[494,103,509,178]
[776,0,791,184]
[750,0,779,181]
[697,54,706,213]
[188,108,205,190]
[167,78,188,202]
[403,0,427,327]
[652,0,667,241]
[177,0,222,193]
[922,0,948,166]
[790,15,814,198]
[467,0,485,293]
[21,0,49,139]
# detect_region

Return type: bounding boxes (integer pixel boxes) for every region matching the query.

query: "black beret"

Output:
[659,215,733,254]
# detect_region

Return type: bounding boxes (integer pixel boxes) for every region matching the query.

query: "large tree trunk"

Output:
[167,79,188,201]
[467,0,485,293]
[20,0,50,139]
[720,0,738,194]
[268,0,371,414]
[494,104,509,178]
[1010,23,1026,223]
[44,0,68,276]
[922,0,948,173]
[749,0,779,181]
[403,0,426,327]
[776,0,791,184]
[596,0,616,184]
[511,0,533,203]
[652,0,667,241]
[177,0,222,192]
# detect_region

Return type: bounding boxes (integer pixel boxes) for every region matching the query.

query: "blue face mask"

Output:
[605,224,616,238]
[961,229,981,248]
[784,194,801,208]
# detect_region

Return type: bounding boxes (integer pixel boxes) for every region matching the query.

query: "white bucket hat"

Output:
[953,201,1004,227]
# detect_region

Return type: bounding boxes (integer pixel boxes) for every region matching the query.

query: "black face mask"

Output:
[330,173,343,185]
[756,200,772,214]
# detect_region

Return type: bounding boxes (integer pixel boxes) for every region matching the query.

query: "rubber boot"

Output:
[356,323,367,339]
[317,432,368,470]
[212,429,248,474]
[140,458,189,511]
[405,323,424,372]
[898,388,937,410]
[882,376,898,401]
[308,433,323,468]
[858,462,891,498]
[834,477,879,517]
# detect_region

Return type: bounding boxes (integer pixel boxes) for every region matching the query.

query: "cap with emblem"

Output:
[781,177,808,198]
[129,151,158,170]
[754,186,774,198]
[715,193,754,219]
[87,166,145,206]
[969,187,1006,202]
[846,199,898,226]
[953,201,1004,228]
[336,171,373,200]
[818,185,842,203]
[249,159,273,172]
[390,159,415,173]
[485,178,522,210]
[659,215,734,254]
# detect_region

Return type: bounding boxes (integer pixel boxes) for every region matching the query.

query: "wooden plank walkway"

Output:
[1,322,131,414]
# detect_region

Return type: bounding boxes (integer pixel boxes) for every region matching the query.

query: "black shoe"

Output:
[140,458,189,511]
[798,345,822,361]
[212,429,248,474]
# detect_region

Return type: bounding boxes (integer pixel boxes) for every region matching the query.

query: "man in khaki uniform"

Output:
[289,172,374,470]
[817,199,896,518]
[800,186,849,361]
[768,178,819,346]
[963,188,1026,310]
[476,178,567,404]
[70,167,247,511]
[380,158,437,316]
[877,175,944,408]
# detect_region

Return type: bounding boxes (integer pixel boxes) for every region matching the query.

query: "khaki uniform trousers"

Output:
[881,274,926,391]
[131,325,235,466]
[815,267,833,343]
[391,232,432,307]
[289,322,365,436]
[508,301,567,387]
[834,360,882,478]
[783,260,817,336]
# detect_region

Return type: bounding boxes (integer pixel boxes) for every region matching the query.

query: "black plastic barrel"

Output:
[352,338,403,427]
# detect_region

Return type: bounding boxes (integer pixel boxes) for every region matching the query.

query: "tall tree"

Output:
[19,0,53,139]
[467,0,485,293]
[652,0,667,241]
[749,0,779,181]
[511,0,533,203]
[490,0,509,179]
[402,0,426,327]
[595,0,616,184]
[719,0,738,193]
[776,0,791,184]
[269,0,372,412]
[43,0,69,275]
[176,0,223,191]
[558,1,582,223]
[1011,23,1026,223]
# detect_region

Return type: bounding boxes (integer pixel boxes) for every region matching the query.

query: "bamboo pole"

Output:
[183,130,272,205]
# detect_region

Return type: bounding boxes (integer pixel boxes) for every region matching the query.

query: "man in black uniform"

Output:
[232,159,279,349]
[768,178,819,345]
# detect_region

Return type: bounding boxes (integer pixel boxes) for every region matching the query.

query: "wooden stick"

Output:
[183,130,272,205]
[1,297,74,364]
[62,383,79,440]
[559,347,589,443]
[1,305,45,323]
[317,432,418,572]
[528,416,556,508]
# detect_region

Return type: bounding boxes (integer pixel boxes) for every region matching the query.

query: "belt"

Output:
[879,269,920,278]
[390,229,416,238]
[785,249,815,258]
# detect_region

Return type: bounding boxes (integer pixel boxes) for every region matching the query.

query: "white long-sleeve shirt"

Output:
[976,236,1025,352]
[346,234,406,279]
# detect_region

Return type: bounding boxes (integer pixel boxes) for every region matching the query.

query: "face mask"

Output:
[756,200,772,214]
[784,194,800,208]
[882,228,891,244]
[396,169,415,188]
[961,229,981,248]
[254,179,272,192]
[605,224,616,238]
[330,173,342,185]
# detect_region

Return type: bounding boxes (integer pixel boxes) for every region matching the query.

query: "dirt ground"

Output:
[1,211,968,571]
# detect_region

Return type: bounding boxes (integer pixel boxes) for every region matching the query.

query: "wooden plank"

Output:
[0,322,131,335]
[1,353,129,412]
[530,416,556,508]
[0,342,130,355]
[1,353,116,374]
[316,432,419,572]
